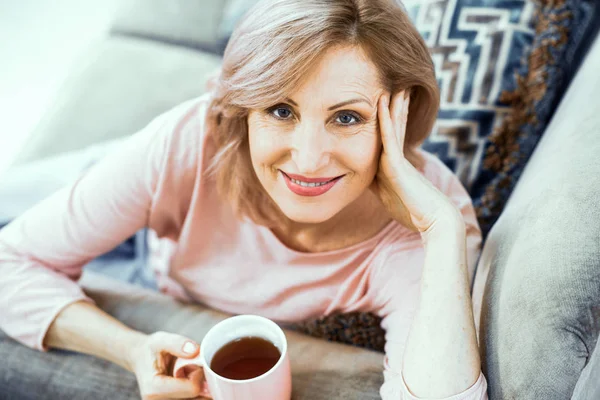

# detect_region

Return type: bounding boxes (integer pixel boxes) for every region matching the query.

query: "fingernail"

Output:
[183,341,198,354]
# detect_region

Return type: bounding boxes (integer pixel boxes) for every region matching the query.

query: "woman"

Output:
[0,0,487,398]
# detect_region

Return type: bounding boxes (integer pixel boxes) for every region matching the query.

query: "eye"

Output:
[335,111,362,126]
[268,105,294,120]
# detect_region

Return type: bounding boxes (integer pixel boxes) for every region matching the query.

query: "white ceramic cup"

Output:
[173,315,292,400]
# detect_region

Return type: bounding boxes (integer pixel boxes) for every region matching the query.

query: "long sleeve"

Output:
[369,153,487,399]
[0,96,209,351]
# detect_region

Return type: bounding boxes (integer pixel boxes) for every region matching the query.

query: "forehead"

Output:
[292,46,382,103]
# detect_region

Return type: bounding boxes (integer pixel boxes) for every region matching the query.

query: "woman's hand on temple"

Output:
[372,90,464,236]
[126,331,211,400]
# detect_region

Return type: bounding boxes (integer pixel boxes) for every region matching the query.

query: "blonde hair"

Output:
[206,0,439,226]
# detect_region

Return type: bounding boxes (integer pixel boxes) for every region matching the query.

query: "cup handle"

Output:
[173,356,212,398]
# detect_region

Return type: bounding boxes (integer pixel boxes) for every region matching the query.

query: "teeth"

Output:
[290,178,332,187]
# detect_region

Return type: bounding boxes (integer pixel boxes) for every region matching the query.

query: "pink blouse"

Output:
[0,92,487,399]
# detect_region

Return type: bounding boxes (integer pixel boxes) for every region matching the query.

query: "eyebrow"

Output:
[285,97,373,110]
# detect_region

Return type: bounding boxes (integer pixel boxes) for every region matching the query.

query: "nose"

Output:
[290,121,332,175]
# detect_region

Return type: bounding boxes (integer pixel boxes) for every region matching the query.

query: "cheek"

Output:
[248,116,287,170]
[339,132,380,178]
[354,147,380,177]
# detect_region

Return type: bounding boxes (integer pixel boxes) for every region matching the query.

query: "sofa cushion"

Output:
[14,36,221,165]
[79,272,385,399]
[472,32,600,399]
[402,0,533,190]
[571,338,600,399]
[110,0,227,54]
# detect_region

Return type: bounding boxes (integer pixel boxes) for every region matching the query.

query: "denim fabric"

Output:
[84,228,157,291]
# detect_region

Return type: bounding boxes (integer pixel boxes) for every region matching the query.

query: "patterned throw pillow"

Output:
[405,0,535,190]
[468,0,599,236]
[287,311,387,352]
[407,0,599,237]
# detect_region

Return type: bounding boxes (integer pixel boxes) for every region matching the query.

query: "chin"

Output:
[278,202,340,224]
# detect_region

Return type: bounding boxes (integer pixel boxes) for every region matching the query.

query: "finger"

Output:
[175,363,203,379]
[189,368,212,399]
[378,93,395,151]
[149,332,200,359]
[149,375,204,399]
[378,91,405,160]
[391,89,410,153]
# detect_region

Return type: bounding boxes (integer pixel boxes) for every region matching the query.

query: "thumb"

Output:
[189,367,212,399]
[150,332,200,359]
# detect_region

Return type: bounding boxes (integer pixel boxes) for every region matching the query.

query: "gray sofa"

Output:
[3,0,600,399]
[471,29,600,399]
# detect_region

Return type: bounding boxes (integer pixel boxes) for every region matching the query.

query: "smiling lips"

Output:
[280,171,344,196]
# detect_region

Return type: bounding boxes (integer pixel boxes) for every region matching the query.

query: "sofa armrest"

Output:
[110,0,228,54]
[472,32,600,399]
[13,37,221,166]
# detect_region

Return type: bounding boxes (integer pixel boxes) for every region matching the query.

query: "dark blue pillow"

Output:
[400,0,599,237]
[403,0,535,236]
[466,0,599,236]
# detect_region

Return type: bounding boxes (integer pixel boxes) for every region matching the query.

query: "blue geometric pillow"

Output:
[407,0,599,237]
[469,0,599,236]
[403,0,535,200]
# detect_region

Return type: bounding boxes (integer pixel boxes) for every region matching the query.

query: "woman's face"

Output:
[247,46,384,223]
